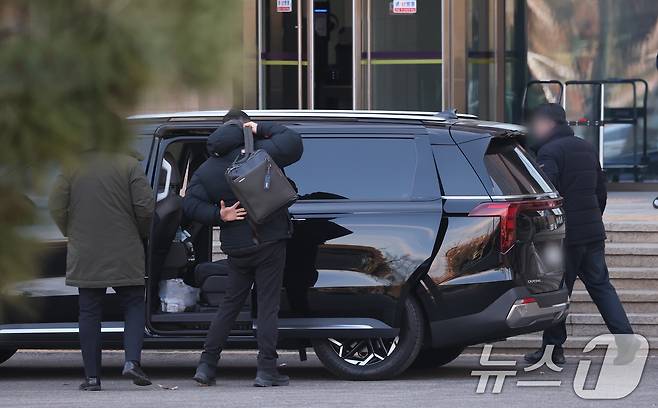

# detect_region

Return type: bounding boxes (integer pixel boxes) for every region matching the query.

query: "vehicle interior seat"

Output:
[151,152,185,281]
[194,260,246,307]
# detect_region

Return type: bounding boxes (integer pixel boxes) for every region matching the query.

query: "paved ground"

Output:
[605,191,658,222]
[0,349,656,408]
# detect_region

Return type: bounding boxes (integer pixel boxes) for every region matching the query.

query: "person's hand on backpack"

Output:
[244,121,258,135]
[220,200,247,222]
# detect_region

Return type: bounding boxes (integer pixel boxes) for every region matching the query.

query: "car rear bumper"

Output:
[506,297,568,328]
[430,286,569,348]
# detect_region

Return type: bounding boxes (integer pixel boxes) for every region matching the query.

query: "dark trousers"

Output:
[201,241,286,370]
[78,285,146,378]
[543,240,633,347]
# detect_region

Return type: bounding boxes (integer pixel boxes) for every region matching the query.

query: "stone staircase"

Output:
[487,221,658,355]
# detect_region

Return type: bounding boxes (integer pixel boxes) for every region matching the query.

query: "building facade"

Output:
[137,0,658,183]
[249,0,515,122]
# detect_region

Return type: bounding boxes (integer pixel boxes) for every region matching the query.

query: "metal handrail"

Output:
[561,78,649,180]
[521,80,565,119]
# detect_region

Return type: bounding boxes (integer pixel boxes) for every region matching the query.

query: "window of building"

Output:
[364,0,443,111]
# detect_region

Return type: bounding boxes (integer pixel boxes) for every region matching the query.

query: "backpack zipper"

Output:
[264,162,272,191]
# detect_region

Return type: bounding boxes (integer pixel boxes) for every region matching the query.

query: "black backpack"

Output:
[225,122,298,224]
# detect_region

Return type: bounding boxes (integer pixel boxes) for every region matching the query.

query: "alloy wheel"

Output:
[327,336,399,366]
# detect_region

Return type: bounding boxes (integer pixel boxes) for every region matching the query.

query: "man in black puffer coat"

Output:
[524,103,633,365]
[183,109,302,387]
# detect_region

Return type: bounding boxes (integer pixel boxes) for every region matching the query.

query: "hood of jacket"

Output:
[206,122,245,157]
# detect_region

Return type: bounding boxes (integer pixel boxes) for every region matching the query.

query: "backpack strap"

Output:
[243,126,254,154]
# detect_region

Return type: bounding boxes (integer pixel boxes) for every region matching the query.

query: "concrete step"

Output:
[605,242,658,267]
[606,222,658,243]
[568,313,658,337]
[573,267,658,291]
[570,289,658,314]
[570,299,658,314]
[571,288,658,303]
[476,335,658,355]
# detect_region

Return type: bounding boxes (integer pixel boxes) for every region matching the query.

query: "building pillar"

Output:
[442,0,468,113]
[237,0,258,108]
[493,0,506,122]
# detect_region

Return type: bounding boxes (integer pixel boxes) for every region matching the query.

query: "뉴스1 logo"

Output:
[471,334,648,399]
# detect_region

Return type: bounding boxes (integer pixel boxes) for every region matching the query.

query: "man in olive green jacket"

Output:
[49,151,155,391]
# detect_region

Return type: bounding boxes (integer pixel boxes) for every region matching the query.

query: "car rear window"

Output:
[483,139,555,196]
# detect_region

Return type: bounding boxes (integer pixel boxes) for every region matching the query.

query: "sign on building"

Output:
[392,0,417,14]
[277,0,292,13]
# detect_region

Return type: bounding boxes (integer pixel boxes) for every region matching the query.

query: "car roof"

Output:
[128,110,526,139]
[128,109,475,123]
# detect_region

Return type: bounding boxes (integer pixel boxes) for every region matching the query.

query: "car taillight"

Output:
[468,198,562,253]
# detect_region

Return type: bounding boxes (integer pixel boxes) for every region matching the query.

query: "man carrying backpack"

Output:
[183,109,302,387]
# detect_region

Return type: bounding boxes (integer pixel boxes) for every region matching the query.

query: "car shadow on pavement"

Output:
[0,352,499,383]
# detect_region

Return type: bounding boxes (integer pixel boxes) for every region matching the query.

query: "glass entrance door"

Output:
[259,1,443,111]
[259,0,354,109]
[358,0,443,111]
[312,1,354,108]
[259,0,307,109]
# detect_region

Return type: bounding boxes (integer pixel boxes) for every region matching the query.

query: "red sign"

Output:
[277,0,292,13]
[392,0,417,14]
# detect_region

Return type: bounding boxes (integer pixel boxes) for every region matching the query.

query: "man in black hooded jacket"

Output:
[524,103,633,365]
[183,109,303,387]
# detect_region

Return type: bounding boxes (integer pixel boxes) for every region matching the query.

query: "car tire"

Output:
[0,349,17,365]
[312,297,424,380]
[410,346,465,369]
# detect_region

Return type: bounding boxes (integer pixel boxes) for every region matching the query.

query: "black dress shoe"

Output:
[193,362,217,386]
[122,361,152,386]
[524,348,544,364]
[79,377,101,391]
[553,347,566,365]
[614,335,641,365]
[524,346,565,365]
[254,368,289,387]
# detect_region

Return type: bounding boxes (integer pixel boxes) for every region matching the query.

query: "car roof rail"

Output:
[435,109,459,120]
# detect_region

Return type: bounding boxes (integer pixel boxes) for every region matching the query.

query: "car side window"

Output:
[285,137,417,201]
[432,145,488,196]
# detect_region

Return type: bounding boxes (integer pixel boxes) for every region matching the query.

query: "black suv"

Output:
[1,110,568,380]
